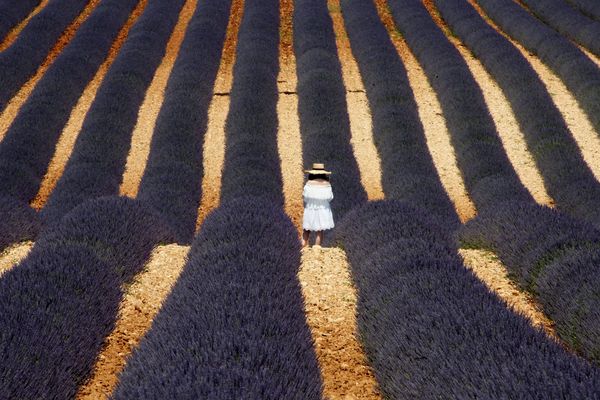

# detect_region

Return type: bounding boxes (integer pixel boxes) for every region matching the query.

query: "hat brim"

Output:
[304,169,332,175]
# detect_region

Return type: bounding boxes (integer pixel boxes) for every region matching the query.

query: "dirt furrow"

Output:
[460,248,557,339]
[521,55,600,181]
[466,0,600,180]
[579,46,600,68]
[31,0,148,210]
[195,0,244,228]
[373,0,476,222]
[0,0,101,142]
[0,242,33,277]
[213,0,244,94]
[196,96,228,227]
[299,247,381,400]
[329,0,384,202]
[0,0,50,51]
[455,51,553,206]
[278,0,304,230]
[76,244,189,400]
[276,2,382,398]
[119,0,199,198]
[277,83,303,229]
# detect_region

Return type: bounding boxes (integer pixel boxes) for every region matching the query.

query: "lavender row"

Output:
[293,0,367,220]
[0,0,139,203]
[219,0,283,205]
[567,0,600,21]
[424,0,600,366]
[0,196,173,399]
[40,0,186,228]
[137,0,231,243]
[521,0,600,57]
[433,0,600,225]
[340,0,458,226]
[114,1,322,394]
[460,201,600,365]
[476,0,600,139]
[339,0,600,390]
[0,0,140,252]
[333,200,600,398]
[0,0,89,112]
[0,196,39,250]
[0,0,40,41]
[112,197,322,398]
[387,0,533,211]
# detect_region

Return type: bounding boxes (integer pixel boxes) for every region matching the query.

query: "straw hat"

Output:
[304,162,332,175]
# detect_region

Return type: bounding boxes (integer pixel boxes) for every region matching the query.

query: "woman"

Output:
[302,163,334,248]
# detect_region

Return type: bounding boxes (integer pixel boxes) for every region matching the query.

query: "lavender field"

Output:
[0,0,599,398]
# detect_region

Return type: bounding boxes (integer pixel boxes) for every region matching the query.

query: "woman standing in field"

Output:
[302,163,334,248]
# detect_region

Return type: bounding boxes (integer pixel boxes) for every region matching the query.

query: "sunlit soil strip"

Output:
[119,0,199,198]
[0,242,33,277]
[457,51,553,206]
[517,54,600,182]
[580,47,600,68]
[460,248,558,339]
[328,0,384,202]
[212,0,244,94]
[466,0,600,183]
[0,0,50,51]
[30,0,148,210]
[278,0,304,230]
[299,247,381,400]
[196,96,228,227]
[195,0,244,228]
[421,1,553,207]
[0,0,101,142]
[76,244,189,400]
[373,0,476,223]
[277,84,303,230]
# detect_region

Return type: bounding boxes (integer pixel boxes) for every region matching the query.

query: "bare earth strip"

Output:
[0,0,101,142]
[277,85,303,229]
[466,0,600,181]
[278,0,304,230]
[120,0,199,198]
[373,0,477,223]
[299,247,381,400]
[459,248,558,339]
[196,96,228,227]
[31,0,149,210]
[0,0,50,51]
[277,2,381,398]
[524,57,600,181]
[0,242,33,277]
[457,51,553,206]
[196,0,245,228]
[579,46,600,68]
[329,0,384,202]
[76,244,189,399]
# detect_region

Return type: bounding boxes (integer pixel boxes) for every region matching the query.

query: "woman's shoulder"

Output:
[306,180,331,187]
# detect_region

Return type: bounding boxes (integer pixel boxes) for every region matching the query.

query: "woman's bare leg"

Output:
[302,230,310,248]
[315,231,324,246]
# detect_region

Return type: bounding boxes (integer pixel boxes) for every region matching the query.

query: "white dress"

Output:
[302,182,334,231]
